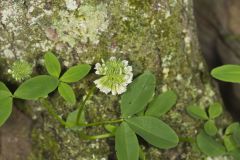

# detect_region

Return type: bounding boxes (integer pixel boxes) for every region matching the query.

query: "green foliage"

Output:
[115,71,179,158]
[0,94,12,127]
[14,75,59,100]
[121,71,156,117]
[0,82,12,93]
[208,102,222,119]
[186,105,208,120]
[104,124,117,134]
[223,135,237,152]
[0,52,92,127]
[229,149,240,159]
[233,126,240,147]
[0,82,13,127]
[223,123,240,155]
[115,122,139,160]
[187,102,240,159]
[60,64,91,83]
[126,116,179,149]
[145,90,177,118]
[44,52,61,78]
[65,109,85,130]
[43,52,90,104]
[225,123,239,135]
[211,64,240,83]
[204,120,218,136]
[196,131,226,156]
[58,82,76,105]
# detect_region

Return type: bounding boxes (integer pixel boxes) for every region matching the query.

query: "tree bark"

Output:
[0,0,232,159]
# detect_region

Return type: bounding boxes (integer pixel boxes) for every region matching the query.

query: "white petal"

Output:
[122,60,128,66]
[101,87,111,94]
[117,85,127,94]
[110,57,116,61]
[94,63,101,70]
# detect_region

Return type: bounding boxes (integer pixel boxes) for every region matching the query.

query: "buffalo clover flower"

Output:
[94,57,133,95]
[8,60,33,81]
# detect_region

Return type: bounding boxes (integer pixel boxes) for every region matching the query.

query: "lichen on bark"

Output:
[0,0,232,160]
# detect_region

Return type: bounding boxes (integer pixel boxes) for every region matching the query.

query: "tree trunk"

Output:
[0,0,232,159]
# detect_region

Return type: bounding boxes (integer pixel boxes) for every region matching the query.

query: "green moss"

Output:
[0,0,232,159]
[29,129,60,160]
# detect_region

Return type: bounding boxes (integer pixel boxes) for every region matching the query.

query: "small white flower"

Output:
[94,57,133,95]
[8,60,33,81]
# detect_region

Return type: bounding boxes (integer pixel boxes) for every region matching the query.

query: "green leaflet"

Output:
[0,82,12,94]
[60,64,91,83]
[186,105,208,120]
[145,90,177,117]
[233,126,240,147]
[0,96,13,127]
[196,131,226,156]
[115,122,139,160]
[204,120,218,136]
[65,109,85,130]
[14,75,59,100]
[58,82,76,105]
[126,116,179,149]
[208,103,222,119]
[211,65,240,83]
[121,71,156,117]
[104,124,117,134]
[44,52,61,78]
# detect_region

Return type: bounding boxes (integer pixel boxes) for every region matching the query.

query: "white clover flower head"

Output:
[94,57,133,95]
[8,60,33,82]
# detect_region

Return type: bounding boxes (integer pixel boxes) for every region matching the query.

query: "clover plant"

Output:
[0,51,90,126]
[0,52,181,160]
[186,103,240,159]
[1,53,240,159]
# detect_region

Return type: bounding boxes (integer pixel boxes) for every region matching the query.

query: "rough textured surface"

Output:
[0,108,32,160]
[0,0,232,159]
[194,0,240,120]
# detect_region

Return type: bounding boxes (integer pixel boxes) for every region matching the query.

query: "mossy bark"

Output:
[0,0,232,160]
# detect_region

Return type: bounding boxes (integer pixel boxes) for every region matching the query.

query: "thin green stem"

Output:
[41,99,66,126]
[79,132,114,140]
[179,137,195,143]
[76,86,96,124]
[78,118,123,127]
